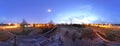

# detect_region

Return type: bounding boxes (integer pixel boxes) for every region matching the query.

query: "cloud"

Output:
[54,5,99,24]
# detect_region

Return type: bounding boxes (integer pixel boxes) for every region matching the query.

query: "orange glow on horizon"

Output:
[90,24,112,28]
[3,26,19,29]
[0,24,20,29]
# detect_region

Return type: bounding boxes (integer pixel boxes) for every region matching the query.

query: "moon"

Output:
[47,9,51,12]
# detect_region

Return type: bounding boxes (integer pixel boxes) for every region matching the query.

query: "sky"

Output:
[0,0,120,24]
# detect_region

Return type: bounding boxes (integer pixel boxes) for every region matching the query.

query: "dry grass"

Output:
[94,27,120,42]
[0,31,10,41]
[59,26,97,46]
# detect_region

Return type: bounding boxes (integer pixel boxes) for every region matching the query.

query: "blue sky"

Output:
[0,0,120,24]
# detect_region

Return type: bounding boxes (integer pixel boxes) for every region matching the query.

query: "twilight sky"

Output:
[0,0,120,24]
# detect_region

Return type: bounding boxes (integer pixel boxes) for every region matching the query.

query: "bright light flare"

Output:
[47,9,51,12]
[8,23,11,26]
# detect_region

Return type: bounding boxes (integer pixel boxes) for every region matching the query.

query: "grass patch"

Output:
[0,31,10,41]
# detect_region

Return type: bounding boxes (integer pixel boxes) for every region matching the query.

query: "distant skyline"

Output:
[0,0,120,24]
